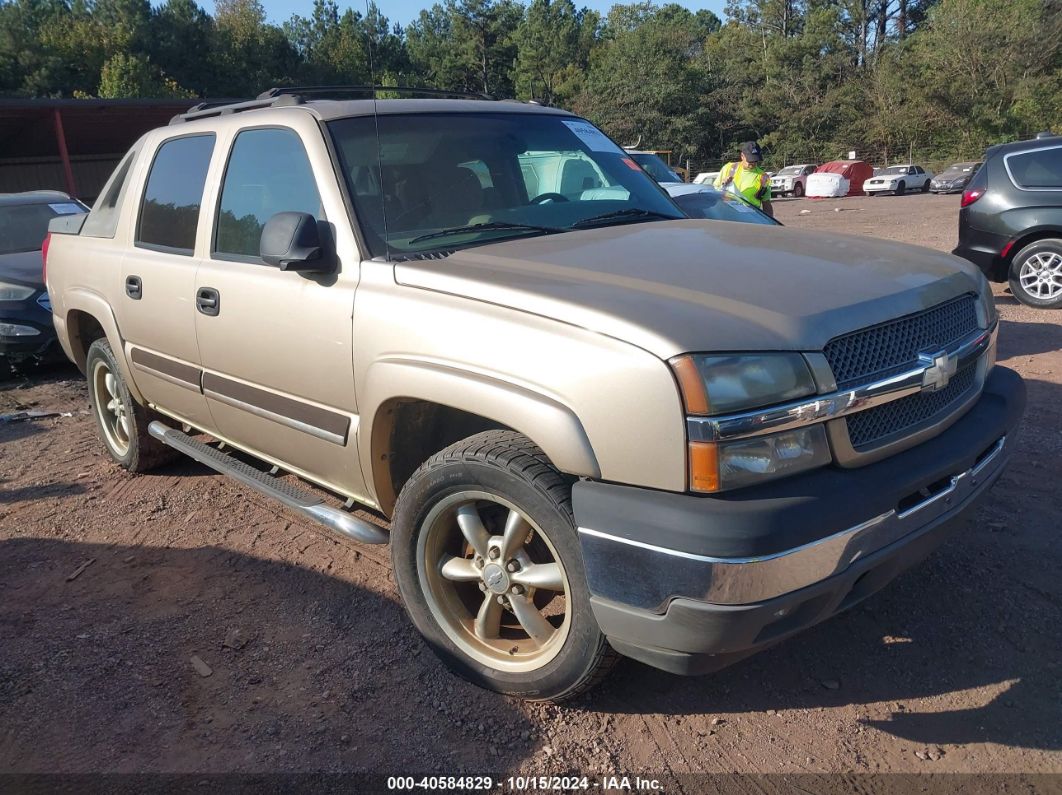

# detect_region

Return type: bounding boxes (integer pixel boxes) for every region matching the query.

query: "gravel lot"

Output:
[2,193,1060,784]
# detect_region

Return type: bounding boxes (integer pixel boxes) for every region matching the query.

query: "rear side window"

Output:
[214,128,322,260]
[1007,146,1062,188]
[82,147,137,238]
[137,134,216,254]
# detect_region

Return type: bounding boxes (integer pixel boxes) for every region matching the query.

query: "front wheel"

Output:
[793,182,804,198]
[391,431,616,701]
[896,180,906,196]
[1009,239,1062,309]
[921,180,930,192]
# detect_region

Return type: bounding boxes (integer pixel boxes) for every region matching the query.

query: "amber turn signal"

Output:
[688,441,719,493]
[670,355,710,415]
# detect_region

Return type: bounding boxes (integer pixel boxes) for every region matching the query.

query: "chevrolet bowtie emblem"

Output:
[920,350,958,392]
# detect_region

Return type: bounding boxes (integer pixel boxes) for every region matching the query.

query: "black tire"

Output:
[85,338,177,471]
[1008,238,1062,309]
[793,182,804,198]
[921,179,930,193]
[896,180,906,196]
[391,430,617,701]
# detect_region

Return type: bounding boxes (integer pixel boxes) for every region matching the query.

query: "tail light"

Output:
[41,233,51,283]
[960,187,985,207]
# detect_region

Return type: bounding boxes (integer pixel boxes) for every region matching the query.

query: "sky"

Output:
[204,0,731,27]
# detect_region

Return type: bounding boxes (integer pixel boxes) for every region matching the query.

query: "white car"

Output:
[770,164,817,197]
[863,164,934,196]
[693,171,719,185]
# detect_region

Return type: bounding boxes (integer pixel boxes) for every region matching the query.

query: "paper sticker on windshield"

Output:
[562,120,624,154]
[48,202,82,214]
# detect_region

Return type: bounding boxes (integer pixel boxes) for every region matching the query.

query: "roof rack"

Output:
[257,85,496,102]
[170,85,496,124]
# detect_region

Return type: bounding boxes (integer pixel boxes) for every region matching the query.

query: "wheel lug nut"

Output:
[506,561,519,572]
[488,548,500,560]
[511,585,523,595]
[475,557,484,569]
[478,582,487,591]
[496,595,507,605]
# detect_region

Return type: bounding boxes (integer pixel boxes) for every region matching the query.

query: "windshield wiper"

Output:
[409,221,563,245]
[570,208,676,229]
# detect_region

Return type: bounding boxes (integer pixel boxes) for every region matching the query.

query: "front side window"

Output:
[329,113,682,258]
[1007,147,1062,189]
[215,128,323,259]
[137,134,215,254]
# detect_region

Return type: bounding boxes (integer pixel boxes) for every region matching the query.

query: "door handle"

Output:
[125,275,142,300]
[196,287,220,316]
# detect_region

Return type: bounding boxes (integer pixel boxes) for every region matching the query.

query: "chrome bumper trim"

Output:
[578,435,1006,605]
[688,321,996,443]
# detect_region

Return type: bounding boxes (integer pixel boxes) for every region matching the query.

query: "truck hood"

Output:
[394,220,984,359]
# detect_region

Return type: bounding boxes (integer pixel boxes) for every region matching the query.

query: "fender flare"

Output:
[359,358,600,508]
[63,288,145,403]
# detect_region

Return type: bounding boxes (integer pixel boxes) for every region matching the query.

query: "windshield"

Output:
[943,162,980,175]
[776,166,803,176]
[629,153,682,184]
[881,166,911,175]
[329,113,683,258]
[0,201,82,255]
[671,189,778,226]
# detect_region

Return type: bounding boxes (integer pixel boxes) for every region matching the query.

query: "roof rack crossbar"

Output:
[169,94,303,125]
[257,85,496,102]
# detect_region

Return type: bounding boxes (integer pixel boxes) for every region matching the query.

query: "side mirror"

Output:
[260,212,330,272]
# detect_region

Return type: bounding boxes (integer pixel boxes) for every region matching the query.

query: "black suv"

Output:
[953,134,1062,308]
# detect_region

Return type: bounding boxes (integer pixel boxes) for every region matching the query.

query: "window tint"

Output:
[1008,147,1062,188]
[215,128,322,259]
[83,149,136,238]
[137,135,215,253]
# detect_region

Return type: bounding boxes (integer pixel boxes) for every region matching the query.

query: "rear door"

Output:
[119,133,216,428]
[193,119,366,499]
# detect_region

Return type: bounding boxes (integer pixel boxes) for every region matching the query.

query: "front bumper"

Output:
[573,366,1025,675]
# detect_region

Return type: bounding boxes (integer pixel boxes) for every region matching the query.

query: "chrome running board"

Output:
[148,421,388,545]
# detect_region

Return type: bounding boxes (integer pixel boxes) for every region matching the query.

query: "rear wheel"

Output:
[391,430,616,701]
[921,180,930,192]
[896,180,906,196]
[793,182,804,198]
[85,338,176,471]
[1009,239,1062,309]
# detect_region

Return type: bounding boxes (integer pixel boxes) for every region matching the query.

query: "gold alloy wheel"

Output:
[92,359,131,457]
[417,490,572,673]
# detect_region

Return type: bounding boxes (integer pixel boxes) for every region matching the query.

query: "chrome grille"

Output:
[824,295,979,388]
[846,364,977,450]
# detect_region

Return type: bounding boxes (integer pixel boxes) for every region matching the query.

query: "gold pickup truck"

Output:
[44,88,1025,701]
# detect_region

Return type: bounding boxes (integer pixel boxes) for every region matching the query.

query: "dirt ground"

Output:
[2,193,1060,786]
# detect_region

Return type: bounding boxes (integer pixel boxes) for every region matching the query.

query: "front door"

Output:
[193,123,366,500]
[119,133,216,429]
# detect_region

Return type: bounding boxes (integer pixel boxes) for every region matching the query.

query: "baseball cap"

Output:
[740,141,763,162]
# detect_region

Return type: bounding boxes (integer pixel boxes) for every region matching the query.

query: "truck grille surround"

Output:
[823,294,982,450]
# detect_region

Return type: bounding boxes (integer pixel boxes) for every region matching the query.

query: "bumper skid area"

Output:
[574,366,1025,676]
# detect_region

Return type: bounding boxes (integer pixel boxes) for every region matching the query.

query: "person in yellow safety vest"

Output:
[714,141,774,217]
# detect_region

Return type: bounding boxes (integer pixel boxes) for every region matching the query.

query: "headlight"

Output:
[0,282,36,301]
[670,353,817,415]
[672,353,829,492]
[0,322,40,337]
[690,426,832,492]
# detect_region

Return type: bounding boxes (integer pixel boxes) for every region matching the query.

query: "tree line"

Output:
[1,0,1059,169]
